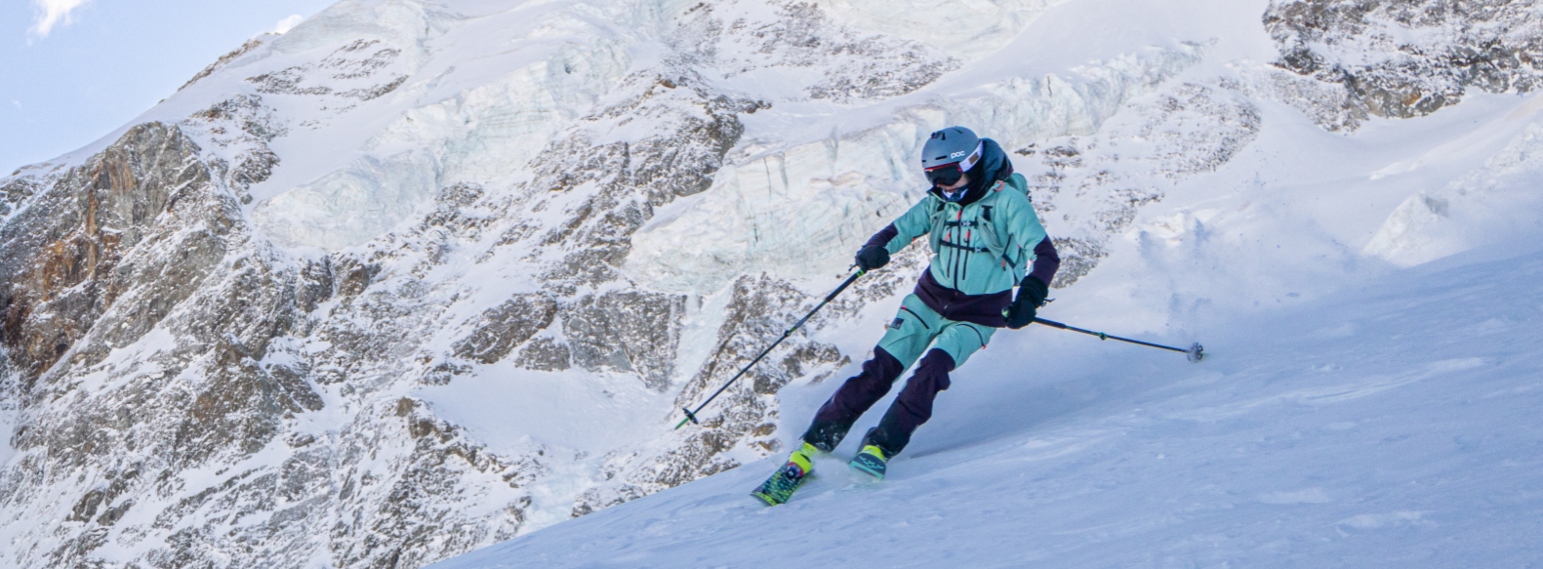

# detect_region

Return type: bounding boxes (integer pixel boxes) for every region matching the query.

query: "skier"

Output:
[755,126,1060,505]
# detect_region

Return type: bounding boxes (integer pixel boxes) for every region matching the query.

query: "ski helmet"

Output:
[921,126,983,187]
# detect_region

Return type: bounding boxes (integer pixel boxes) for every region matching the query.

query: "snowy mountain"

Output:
[2,0,1541,568]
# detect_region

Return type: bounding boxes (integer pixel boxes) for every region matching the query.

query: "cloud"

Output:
[28,0,92,39]
[271,14,304,35]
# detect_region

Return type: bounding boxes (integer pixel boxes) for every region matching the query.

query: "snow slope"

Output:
[428,192,1543,569]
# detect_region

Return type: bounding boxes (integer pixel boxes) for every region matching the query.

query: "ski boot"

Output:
[751,442,819,505]
[848,445,888,480]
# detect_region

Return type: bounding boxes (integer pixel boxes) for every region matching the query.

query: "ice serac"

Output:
[628,41,1209,293]
[253,3,633,251]
[820,0,1067,60]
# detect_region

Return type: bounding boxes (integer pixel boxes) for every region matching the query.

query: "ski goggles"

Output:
[925,164,965,187]
[924,141,983,187]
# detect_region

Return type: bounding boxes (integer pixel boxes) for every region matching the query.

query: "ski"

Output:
[750,460,811,505]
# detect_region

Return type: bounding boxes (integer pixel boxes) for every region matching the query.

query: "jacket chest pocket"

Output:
[937,213,989,252]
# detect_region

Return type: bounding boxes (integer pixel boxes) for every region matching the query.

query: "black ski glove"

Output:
[1005,276,1049,329]
[855,245,890,272]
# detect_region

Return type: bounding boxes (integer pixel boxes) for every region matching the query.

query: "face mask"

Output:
[942,187,966,202]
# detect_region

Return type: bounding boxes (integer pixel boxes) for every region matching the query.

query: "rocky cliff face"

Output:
[1266,0,1543,120]
[4,0,1528,567]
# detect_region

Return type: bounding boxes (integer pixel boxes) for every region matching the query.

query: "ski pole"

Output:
[675,269,866,430]
[1033,317,1205,362]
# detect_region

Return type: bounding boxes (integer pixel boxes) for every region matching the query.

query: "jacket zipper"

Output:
[944,209,956,288]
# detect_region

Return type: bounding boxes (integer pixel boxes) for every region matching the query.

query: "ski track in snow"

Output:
[432,244,1543,569]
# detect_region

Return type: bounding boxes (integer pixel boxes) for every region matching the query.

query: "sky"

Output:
[1,0,337,175]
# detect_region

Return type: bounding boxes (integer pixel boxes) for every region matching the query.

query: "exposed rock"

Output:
[672,1,958,103]
[245,37,413,120]
[182,37,267,91]
[0,123,219,383]
[324,400,538,569]
[333,255,381,298]
[452,294,559,365]
[1,176,43,218]
[0,121,350,568]
[514,337,571,372]
[1266,0,1543,119]
[562,291,686,391]
[1220,68,1367,132]
[571,273,850,515]
[249,39,406,100]
[520,70,750,290]
[183,94,285,202]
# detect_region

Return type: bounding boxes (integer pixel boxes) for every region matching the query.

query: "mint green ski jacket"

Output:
[881,172,1049,297]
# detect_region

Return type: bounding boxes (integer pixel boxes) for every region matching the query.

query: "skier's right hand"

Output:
[855,246,890,271]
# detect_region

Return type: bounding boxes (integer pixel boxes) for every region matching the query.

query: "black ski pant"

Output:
[800,347,957,457]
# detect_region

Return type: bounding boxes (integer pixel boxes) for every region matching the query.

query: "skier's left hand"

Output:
[1005,276,1049,329]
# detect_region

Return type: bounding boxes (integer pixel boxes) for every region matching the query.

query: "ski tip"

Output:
[1187,342,1206,363]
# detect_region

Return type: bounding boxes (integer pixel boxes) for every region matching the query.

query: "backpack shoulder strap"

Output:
[973,182,1027,270]
[1001,173,1030,199]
